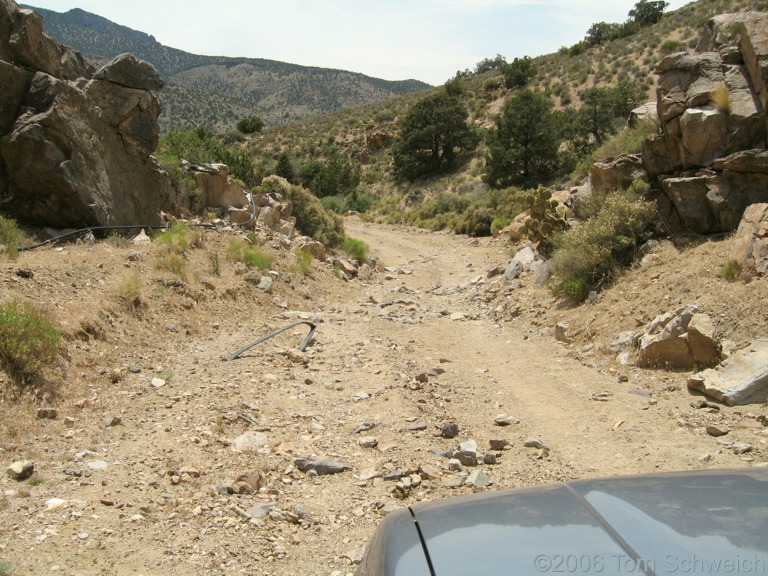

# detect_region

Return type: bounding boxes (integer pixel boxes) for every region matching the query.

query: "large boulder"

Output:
[688,340,768,405]
[650,57,764,175]
[189,163,249,211]
[730,203,768,274]
[660,175,720,233]
[637,305,721,369]
[628,101,658,126]
[659,151,768,234]
[589,154,648,193]
[655,52,724,128]
[0,0,176,228]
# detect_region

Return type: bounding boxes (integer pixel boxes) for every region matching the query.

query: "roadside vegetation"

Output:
[147,0,761,303]
[0,300,61,387]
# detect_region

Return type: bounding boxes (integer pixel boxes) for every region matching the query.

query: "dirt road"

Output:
[0,218,764,575]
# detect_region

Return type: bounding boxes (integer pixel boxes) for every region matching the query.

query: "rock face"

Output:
[592,13,768,235]
[688,340,768,405]
[0,0,176,228]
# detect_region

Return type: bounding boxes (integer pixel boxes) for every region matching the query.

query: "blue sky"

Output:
[26,0,691,85]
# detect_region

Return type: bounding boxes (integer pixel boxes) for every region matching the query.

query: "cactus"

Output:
[519,186,569,252]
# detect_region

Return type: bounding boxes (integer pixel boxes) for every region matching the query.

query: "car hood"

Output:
[407,468,768,576]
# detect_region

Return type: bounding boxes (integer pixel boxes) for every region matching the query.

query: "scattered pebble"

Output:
[358,436,378,448]
[706,426,729,437]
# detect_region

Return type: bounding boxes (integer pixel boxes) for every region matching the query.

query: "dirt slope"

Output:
[0,218,766,575]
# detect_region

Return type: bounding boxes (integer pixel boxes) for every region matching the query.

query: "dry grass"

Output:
[710,83,731,113]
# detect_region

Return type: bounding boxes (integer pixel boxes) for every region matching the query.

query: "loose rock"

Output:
[494,414,519,426]
[524,437,550,450]
[7,461,34,481]
[358,436,378,448]
[465,469,493,488]
[232,431,270,453]
[489,439,510,450]
[706,426,729,437]
[440,422,459,438]
[294,458,352,476]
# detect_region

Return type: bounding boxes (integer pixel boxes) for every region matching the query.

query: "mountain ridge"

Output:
[22,5,431,132]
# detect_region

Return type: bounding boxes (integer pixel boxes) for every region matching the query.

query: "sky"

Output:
[25,0,692,85]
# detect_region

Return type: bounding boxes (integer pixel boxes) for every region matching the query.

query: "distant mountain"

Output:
[22,6,431,133]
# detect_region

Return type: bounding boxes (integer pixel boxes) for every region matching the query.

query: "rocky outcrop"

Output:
[636,305,722,369]
[186,163,250,212]
[0,0,176,228]
[592,13,768,235]
[183,162,299,239]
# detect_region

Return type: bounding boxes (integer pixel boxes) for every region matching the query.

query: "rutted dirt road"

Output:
[0,218,764,575]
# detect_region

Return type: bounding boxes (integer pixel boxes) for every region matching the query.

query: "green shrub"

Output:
[226,238,247,261]
[291,251,314,276]
[243,249,273,271]
[0,215,29,261]
[153,221,190,253]
[550,188,657,302]
[226,238,273,270]
[719,260,743,282]
[236,115,264,134]
[153,221,191,280]
[342,237,369,264]
[374,109,396,122]
[157,127,258,187]
[660,40,686,54]
[261,176,345,247]
[345,191,375,213]
[155,252,187,280]
[552,274,592,302]
[321,195,346,214]
[491,217,511,235]
[454,206,493,237]
[208,252,221,276]
[0,300,61,385]
[107,233,131,248]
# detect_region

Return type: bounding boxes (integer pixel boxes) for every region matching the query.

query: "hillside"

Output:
[22,5,431,133]
[240,0,768,199]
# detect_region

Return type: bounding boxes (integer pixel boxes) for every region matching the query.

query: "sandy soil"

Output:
[0,217,766,575]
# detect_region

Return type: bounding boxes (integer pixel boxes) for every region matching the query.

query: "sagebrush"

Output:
[551,184,657,301]
[342,237,370,264]
[0,300,61,385]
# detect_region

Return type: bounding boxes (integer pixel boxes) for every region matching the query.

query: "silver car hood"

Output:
[357,468,768,576]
